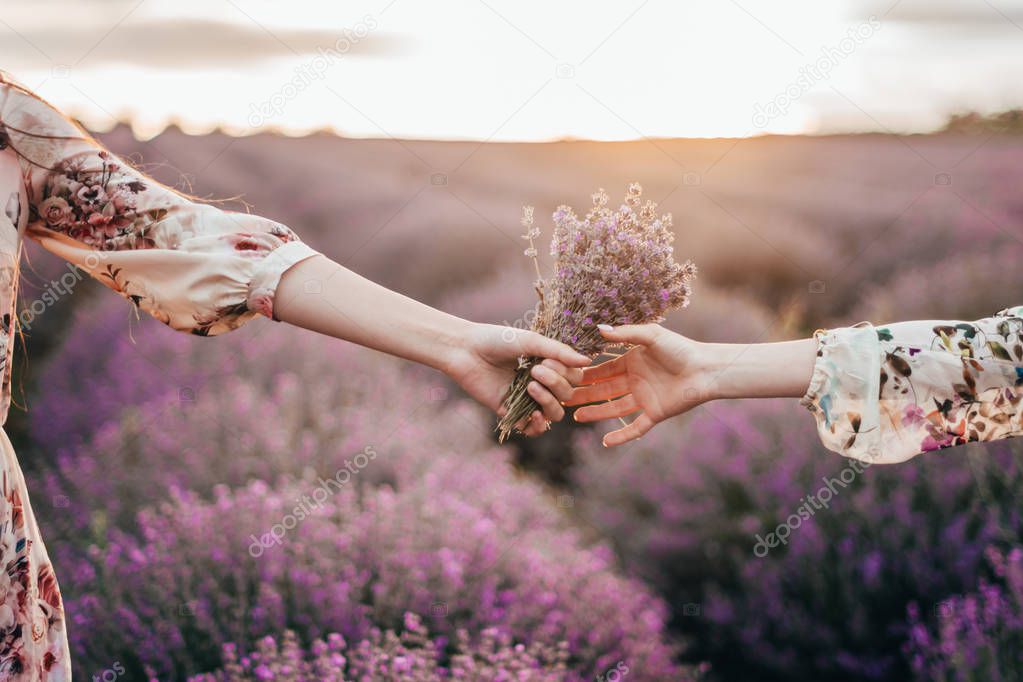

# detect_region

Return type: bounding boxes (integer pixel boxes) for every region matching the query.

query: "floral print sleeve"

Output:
[1,83,321,336]
[800,306,1023,464]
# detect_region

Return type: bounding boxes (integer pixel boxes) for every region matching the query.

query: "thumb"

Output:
[598,323,663,346]
[518,330,591,367]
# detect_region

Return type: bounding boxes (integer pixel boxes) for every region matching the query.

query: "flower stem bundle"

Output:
[497,183,696,442]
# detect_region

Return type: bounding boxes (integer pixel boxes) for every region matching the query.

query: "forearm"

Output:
[272,254,470,373]
[694,338,818,400]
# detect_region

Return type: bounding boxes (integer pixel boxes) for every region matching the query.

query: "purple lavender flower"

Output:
[571,401,1023,680]
[498,184,696,440]
[189,618,572,681]
[905,545,1023,681]
[57,425,690,680]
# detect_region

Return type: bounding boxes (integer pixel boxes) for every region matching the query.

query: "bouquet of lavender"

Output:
[497,183,696,441]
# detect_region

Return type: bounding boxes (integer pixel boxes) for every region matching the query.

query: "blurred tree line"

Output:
[944,109,1023,134]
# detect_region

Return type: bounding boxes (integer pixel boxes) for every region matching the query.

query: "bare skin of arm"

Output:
[565,323,816,446]
[274,254,588,437]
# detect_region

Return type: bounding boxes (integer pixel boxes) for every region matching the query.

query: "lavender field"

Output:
[14,126,1023,680]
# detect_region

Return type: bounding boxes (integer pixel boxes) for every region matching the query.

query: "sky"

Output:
[2,0,1023,141]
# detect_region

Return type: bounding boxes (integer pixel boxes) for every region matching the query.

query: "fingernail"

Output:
[530,365,546,379]
[597,324,613,332]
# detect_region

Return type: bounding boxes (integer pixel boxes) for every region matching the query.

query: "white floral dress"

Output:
[801,306,1023,464]
[0,76,321,678]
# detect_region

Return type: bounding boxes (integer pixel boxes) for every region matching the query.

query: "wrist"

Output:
[690,338,818,401]
[434,317,478,377]
[689,341,734,402]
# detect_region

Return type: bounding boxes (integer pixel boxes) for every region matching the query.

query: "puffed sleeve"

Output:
[1,81,321,336]
[800,307,1023,464]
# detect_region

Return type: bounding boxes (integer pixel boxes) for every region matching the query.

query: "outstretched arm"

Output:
[0,80,585,437]
[565,324,815,446]
[275,254,589,436]
[569,308,1023,461]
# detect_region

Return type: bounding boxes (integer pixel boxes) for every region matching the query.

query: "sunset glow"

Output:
[4,0,1023,141]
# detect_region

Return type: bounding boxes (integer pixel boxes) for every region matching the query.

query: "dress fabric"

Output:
[0,77,321,679]
[801,306,1023,464]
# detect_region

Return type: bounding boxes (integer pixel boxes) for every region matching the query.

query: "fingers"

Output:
[599,323,663,346]
[519,409,549,437]
[602,413,655,447]
[578,355,627,386]
[540,358,584,386]
[527,380,564,422]
[530,359,579,403]
[564,375,630,406]
[511,359,582,437]
[573,394,640,423]
[518,331,590,368]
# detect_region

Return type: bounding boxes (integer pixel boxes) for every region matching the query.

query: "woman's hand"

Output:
[445,323,589,437]
[564,324,711,446]
[565,323,818,446]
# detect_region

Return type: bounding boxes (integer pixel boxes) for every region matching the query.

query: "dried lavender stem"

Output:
[497,361,541,443]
